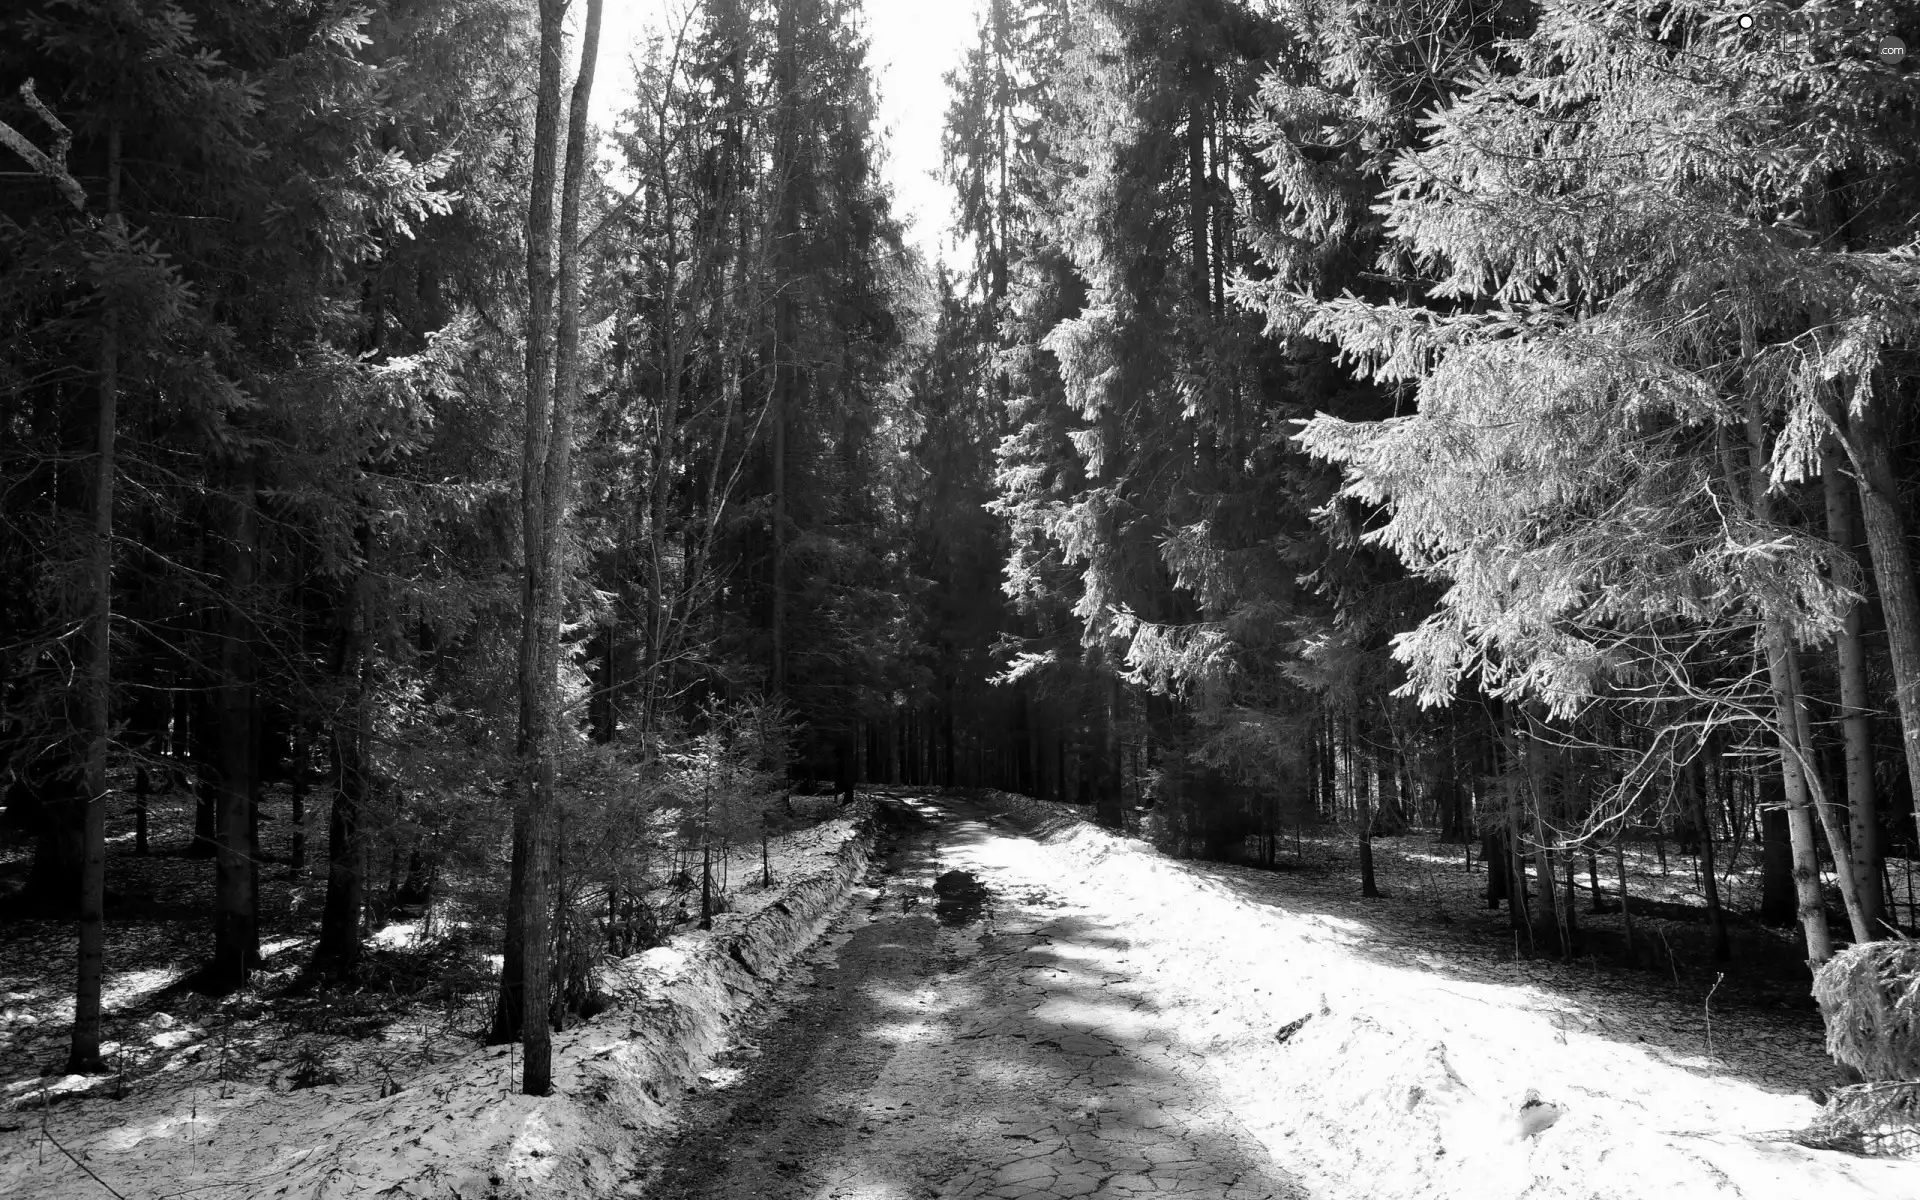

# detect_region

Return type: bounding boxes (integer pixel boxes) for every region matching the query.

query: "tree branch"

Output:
[0,81,87,211]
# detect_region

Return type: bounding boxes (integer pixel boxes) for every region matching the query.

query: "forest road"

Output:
[639,792,1306,1200]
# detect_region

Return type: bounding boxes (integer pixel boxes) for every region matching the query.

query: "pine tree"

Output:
[1279,0,1920,962]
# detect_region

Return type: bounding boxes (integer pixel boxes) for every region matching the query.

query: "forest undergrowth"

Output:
[0,777,853,1118]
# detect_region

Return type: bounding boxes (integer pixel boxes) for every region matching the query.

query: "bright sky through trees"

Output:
[592,0,977,264]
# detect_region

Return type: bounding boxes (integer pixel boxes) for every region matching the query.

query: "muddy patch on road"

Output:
[933,868,992,925]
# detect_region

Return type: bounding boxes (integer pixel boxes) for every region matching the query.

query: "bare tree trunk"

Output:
[134,769,150,856]
[1761,633,1836,963]
[1787,646,1871,944]
[1186,75,1209,309]
[489,828,526,1042]
[1562,848,1578,949]
[1521,727,1561,957]
[1739,403,1835,964]
[1836,403,1920,864]
[213,458,260,988]
[1502,726,1528,933]
[314,552,371,980]
[496,0,565,1057]
[189,687,217,857]
[768,0,799,702]
[1356,713,1378,897]
[289,725,307,876]
[1689,752,1730,961]
[1614,841,1634,952]
[1320,706,1336,819]
[1806,195,1920,869]
[700,839,713,930]
[68,120,122,1074]
[1508,802,1529,937]
[1760,790,1794,924]
[1097,673,1124,828]
[1824,441,1887,933]
[506,0,602,1099]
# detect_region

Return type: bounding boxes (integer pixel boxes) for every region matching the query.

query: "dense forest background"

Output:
[4,0,1919,1096]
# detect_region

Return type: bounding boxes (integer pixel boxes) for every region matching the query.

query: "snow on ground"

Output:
[0,799,876,1200]
[973,792,1918,1200]
[9,786,1913,1200]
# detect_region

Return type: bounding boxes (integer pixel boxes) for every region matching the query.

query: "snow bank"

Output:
[979,793,1917,1200]
[0,800,875,1200]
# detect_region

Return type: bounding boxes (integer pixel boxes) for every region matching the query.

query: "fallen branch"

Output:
[1795,1080,1920,1156]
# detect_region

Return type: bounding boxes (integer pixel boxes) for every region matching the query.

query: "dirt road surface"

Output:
[640,794,1304,1200]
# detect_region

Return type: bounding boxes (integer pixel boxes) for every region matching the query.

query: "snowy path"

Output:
[642,794,1304,1200]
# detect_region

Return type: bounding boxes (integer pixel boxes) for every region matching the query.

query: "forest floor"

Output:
[3,786,1917,1199]
[0,781,852,1111]
[0,783,874,1200]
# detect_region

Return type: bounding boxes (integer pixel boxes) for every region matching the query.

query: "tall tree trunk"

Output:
[314,553,371,979]
[212,457,260,988]
[944,681,957,786]
[1787,645,1872,944]
[1761,630,1836,963]
[495,0,564,1050]
[1507,797,1529,935]
[289,724,307,876]
[1485,828,1509,908]
[1319,706,1336,818]
[1741,406,1835,963]
[1760,793,1795,925]
[504,0,601,1099]
[68,120,121,1074]
[1186,74,1209,310]
[134,768,150,857]
[1615,841,1635,951]
[1562,848,1579,947]
[489,828,527,1042]
[1522,731,1561,958]
[1209,88,1228,315]
[1835,402,1920,863]
[1097,673,1124,828]
[497,0,568,1072]
[1356,713,1378,897]
[1824,441,1887,933]
[767,0,801,702]
[1689,751,1731,961]
[1811,190,1920,867]
[189,686,216,858]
